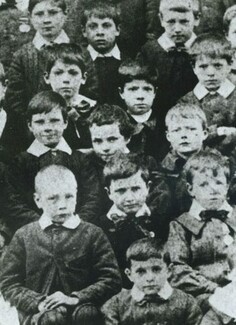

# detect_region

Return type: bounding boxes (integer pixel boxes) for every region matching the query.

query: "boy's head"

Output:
[190,33,232,91]
[184,150,230,210]
[104,153,150,215]
[0,62,6,105]
[44,44,86,103]
[34,165,77,224]
[29,0,67,42]
[224,5,236,49]
[159,0,195,45]
[27,90,68,148]
[125,238,170,295]
[82,2,120,54]
[118,59,157,116]
[88,104,134,162]
[165,103,208,157]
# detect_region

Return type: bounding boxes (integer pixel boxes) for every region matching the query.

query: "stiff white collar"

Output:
[70,93,96,107]
[107,203,151,220]
[32,30,70,50]
[39,213,81,230]
[0,109,6,138]
[193,79,235,100]
[131,281,173,302]
[130,110,152,124]
[87,44,121,61]
[27,138,72,157]
[158,32,197,52]
[189,199,233,221]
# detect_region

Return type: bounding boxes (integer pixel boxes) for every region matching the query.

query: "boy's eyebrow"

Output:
[114,187,127,192]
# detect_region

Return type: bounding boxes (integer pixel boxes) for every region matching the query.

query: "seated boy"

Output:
[44,43,96,150]
[102,238,202,325]
[7,91,100,235]
[97,153,171,287]
[161,103,208,219]
[81,2,124,105]
[181,33,236,156]
[167,151,236,312]
[0,164,121,325]
[4,0,70,155]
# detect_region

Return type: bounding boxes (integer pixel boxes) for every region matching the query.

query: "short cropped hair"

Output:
[159,0,193,15]
[81,2,121,28]
[28,0,67,14]
[118,59,158,90]
[45,43,86,75]
[223,5,236,34]
[165,103,207,130]
[190,33,233,65]
[88,104,134,140]
[35,165,77,193]
[126,238,170,268]
[104,152,149,188]
[27,91,68,123]
[184,149,230,185]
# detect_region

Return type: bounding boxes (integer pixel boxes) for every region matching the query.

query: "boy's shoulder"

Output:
[161,150,186,174]
[179,90,198,104]
[13,42,38,57]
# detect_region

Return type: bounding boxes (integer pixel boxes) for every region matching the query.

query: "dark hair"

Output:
[103,152,150,187]
[118,59,158,90]
[184,149,230,185]
[27,90,68,122]
[126,238,170,268]
[88,104,134,140]
[190,33,233,65]
[159,0,194,15]
[81,2,121,27]
[223,5,236,34]
[45,43,86,75]
[28,0,67,14]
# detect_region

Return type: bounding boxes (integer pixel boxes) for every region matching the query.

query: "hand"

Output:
[39,292,79,311]
[217,126,236,136]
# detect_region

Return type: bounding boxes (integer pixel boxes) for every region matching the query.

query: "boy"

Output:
[167,151,236,312]
[97,153,171,287]
[102,238,202,325]
[161,103,208,219]
[4,0,70,154]
[7,91,100,235]
[44,43,97,149]
[181,33,236,156]
[81,2,124,105]
[0,164,121,325]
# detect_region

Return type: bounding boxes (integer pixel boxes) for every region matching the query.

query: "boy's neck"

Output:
[176,148,201,160]
[88,43,120,59]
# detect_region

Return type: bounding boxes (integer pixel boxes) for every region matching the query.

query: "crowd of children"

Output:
[1,0,236,324]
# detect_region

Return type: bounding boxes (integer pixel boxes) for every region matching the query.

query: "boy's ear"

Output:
[44,72,50,85]
[165,130,171,143]
[118,87,124,98]
[186,183,193,197]
[159,13,164,26]
[147,180,152,192]
[34,192,42,209]
[203,128,208,140]
[81,72,87,85]
[28,121,33,132]
[115,24,121,37]
[124,268,132,281]
[105,187,110,196]
[82,25,87,38]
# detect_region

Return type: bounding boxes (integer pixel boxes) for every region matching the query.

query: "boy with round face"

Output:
[102,238,202,324]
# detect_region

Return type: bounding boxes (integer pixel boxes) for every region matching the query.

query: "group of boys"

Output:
[1,0,236,324]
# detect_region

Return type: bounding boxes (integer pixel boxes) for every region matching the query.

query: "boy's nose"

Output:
[96,26,105,35]
[206,66,215,76]
[173,23,182,33]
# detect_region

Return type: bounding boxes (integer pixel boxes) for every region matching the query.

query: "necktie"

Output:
[138,294,166,305]
[199,210,228,222]
[168,44,188,53]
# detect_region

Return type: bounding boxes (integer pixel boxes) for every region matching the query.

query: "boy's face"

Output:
[193,56,231,91]
[90,123,130,162]
[44,60,85,102]
[160,10,195,45]
[83,15,120,54]
[126,258,168,295]
[188,168,229,210]
[108,170,149,215]
[28,107,67,147]
[166,117,207,156]
[30,0,66,41]
[119,80,156,116]
[34,177,77,224]
[227,17,236,49]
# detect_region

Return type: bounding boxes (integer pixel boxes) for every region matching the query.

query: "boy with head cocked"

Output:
[102,238,202,325]
[167,150,236,313]
[0,164,121,325]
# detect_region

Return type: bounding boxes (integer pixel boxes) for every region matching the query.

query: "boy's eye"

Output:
[152,266,161,273]
[68,69,80,76]
[216,180,223,185]
[128,86,138,92]
[214,63,223,69]
[87,23,98,30]
[200,181,208,187]
[108,137,118,143]
[167,19,176,25]
[34,11,44,17]
[93,138,102,144]
[53,69,64,76]
[180,19,189,24]
[115,188,126,195]
[48,9,61,16]
[34,119,45,125]
[102,22,112,29]
[48,196,57,201]
[50,118,61,123]
[131,186,140,192]
[143,86,153,92]
[65,194,73,199]
[136,268,146,275]
[199,64,208,69]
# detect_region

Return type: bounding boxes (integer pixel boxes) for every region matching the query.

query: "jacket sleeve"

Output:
[101,294,120,325]
[185,294,203,325]
[0,230,45,314]
[71,227,121,305]
[167,221,218,296]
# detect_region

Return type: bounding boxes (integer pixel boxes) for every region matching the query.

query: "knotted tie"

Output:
[138,294,166,305]
[199,210,228,222]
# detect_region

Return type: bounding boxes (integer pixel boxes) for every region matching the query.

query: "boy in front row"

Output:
[0,165,121,325]
[102,238,202,325]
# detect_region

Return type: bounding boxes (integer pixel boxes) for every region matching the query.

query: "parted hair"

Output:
[28,0,67,13]
[159,0,194,15]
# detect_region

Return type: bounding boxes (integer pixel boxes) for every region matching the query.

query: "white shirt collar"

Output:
[39,213,81,230]
[130,110,152,124]
[0,109,6,138]
[32,30,70,50]
[189,199,233,221]
[107,203,151,220]
[193,79,235,100]
[70,93,97,107]
[131,281,173,302]
[158,32,197,52]
[27,138,72,157]
[87,44,121,61]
